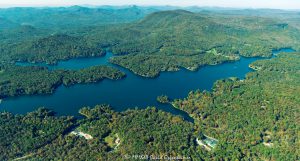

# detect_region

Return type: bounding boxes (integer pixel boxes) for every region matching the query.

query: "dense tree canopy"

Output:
[1,52,299,160]
[0,65,125,98]
[0,7,299,161]
[1,9,300,77]
[0,108,75,161]
[172,52,300,160]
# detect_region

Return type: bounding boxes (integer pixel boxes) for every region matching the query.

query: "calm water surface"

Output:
[1,48,295,120]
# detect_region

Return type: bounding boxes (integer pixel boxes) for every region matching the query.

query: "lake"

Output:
[1,48,295,121]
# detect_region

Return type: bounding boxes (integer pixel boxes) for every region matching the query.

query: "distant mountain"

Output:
[99,9,300,76]
[105,9,299,56]
[0,6,158,30]
[0,17,19,29]
[1,8,300,77]
[0,6,298,30]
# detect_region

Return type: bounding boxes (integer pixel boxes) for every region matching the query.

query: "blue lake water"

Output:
[1,48,295,121]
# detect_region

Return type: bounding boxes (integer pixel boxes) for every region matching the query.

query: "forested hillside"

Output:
[0,108,76,160]
[0,65,125,98]
[0,6,155,64]
[1,9,300,77]
[0,7,299,160]
[0,105,197,160]
[0,6,155,29]
[1,51,299,160]
[9,34,105,65]
[106,10,300,77]
[172,52,300,160]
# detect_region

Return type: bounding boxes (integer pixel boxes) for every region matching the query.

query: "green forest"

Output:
[1,9,300,77]
[0,65,125,98]
[0,8,299,98]
[1,51,299,160]
[0,6,299,161]
[172,52,300,160]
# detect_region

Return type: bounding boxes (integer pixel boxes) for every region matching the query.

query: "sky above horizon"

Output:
[0,0,299,9]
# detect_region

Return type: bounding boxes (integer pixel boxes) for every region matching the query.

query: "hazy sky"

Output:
[0,0,299,9]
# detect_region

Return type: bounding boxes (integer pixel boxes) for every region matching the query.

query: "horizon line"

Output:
[0,4,298,11]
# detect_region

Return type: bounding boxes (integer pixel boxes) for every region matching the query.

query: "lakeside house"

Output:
[196,134,218,151]
[71,130,93,140]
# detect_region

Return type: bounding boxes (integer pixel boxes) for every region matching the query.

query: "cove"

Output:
[1,48,295,121]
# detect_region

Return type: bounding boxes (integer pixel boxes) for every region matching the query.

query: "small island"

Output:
[157,95,170,104]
